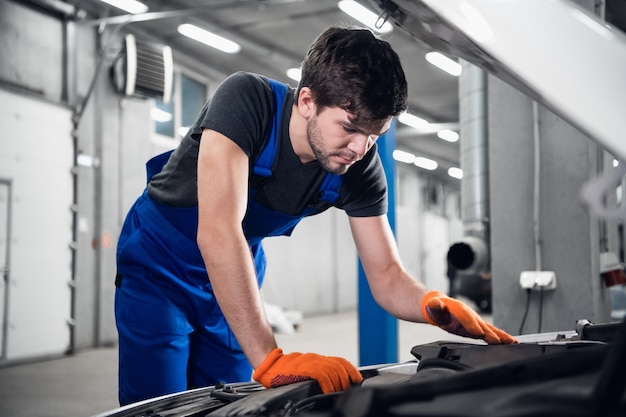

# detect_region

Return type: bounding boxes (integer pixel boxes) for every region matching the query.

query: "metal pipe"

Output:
[25,0,76,16]
[64,18,78,355]
[459,61,489,236]
[92,37,104,347]
[77,0,303,26]
[1,179,12,362]
[448,61,489,275]
[532,101,542,271]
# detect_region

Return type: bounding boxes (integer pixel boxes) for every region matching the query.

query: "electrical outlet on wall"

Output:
[519,271,557,291]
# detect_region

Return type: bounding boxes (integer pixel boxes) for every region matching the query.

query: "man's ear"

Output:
[296,87,315,118]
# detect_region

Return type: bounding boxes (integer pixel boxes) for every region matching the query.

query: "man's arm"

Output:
[196,128,277,368]
[349,215,518,344]
[196,128,365,391]
[348,215,428,322]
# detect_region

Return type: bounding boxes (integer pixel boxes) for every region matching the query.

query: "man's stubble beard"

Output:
[306,116,350,176]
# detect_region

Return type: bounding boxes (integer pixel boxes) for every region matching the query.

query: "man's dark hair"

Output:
[297,26,408,129]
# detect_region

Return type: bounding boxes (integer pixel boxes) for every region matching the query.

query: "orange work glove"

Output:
[252,348,363,393]
[421,291,518,344]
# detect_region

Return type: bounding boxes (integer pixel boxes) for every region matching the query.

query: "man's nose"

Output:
[347,134,370,157]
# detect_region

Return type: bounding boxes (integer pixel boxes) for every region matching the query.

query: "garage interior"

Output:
[1,0,625,416]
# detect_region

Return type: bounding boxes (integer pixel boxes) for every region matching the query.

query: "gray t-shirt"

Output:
[148,71,387,218]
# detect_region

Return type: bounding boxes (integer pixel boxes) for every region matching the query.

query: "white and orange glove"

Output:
[253,348,363,393]
[421,291,518,344]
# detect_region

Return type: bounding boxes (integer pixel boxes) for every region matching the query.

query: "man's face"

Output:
[306,106,391,175]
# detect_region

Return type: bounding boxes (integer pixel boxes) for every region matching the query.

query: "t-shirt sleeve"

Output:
[200,71,274,157]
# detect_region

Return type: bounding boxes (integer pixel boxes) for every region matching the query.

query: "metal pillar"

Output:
[0,179,12,362]
[358,121,398,366]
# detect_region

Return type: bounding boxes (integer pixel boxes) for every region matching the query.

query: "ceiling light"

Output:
[286,67,301,82]
[76,154,94,167]
[392,150,415,164]
[425,52,462,76]
[437,129,459,142]
[98,0,148,14]
[414,157,438,171]
[177,24,241,54]
[448,167,463,179]
[397,112,429,130]
[338,0,393,34]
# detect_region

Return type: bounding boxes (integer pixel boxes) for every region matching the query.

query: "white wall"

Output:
[0,90,73,361]
[0,1,462,355]
[0,2,64,102]
[262,209,357,315]
[262,164,462,316]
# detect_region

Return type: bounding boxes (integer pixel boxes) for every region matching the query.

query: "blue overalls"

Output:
[114,79,342,406]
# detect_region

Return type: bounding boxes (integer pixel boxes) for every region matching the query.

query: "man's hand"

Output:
[421,291,518,344]
[253,348,363,393]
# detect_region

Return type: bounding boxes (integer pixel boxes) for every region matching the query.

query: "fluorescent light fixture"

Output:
[397,112,429,130]
[98,0,148,14]
[177,24,241,54]
[614,159,619,167]
[437,129,459,142]
[151,108,172,123]
[448,167,463,179]
[425,52,462,77]
[286,67,302,82]
[414,156,438,171]
[76,154,94,167]
[338,0,393,34]
[392,150,416,164]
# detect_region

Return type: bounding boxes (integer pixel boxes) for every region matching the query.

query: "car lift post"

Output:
[358,120,398,366]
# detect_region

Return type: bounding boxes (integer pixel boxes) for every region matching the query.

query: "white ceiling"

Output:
[29,0,626,178]
[68,0,462,175]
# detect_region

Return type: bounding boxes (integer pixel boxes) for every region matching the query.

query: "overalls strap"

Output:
[253,79,288,178]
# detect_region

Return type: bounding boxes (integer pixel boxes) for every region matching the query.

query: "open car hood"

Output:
[92,320,626,416]
[369,0,626,161]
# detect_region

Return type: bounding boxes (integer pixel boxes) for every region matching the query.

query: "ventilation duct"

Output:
[110,34,173,103]
[447,236,489,276]
[447,62,490,277]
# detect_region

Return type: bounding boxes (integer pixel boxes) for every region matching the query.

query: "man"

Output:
[115,26,517,406]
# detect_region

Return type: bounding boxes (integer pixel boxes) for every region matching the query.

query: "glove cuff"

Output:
[253,347,283,381]
[420,290,446,325]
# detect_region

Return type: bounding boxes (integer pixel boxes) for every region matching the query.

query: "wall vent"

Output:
[110,34,173,103]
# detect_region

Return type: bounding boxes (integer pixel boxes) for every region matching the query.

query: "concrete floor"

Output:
[0,310,478,417]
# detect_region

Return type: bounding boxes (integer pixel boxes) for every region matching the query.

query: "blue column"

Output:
[358,120,398,366]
